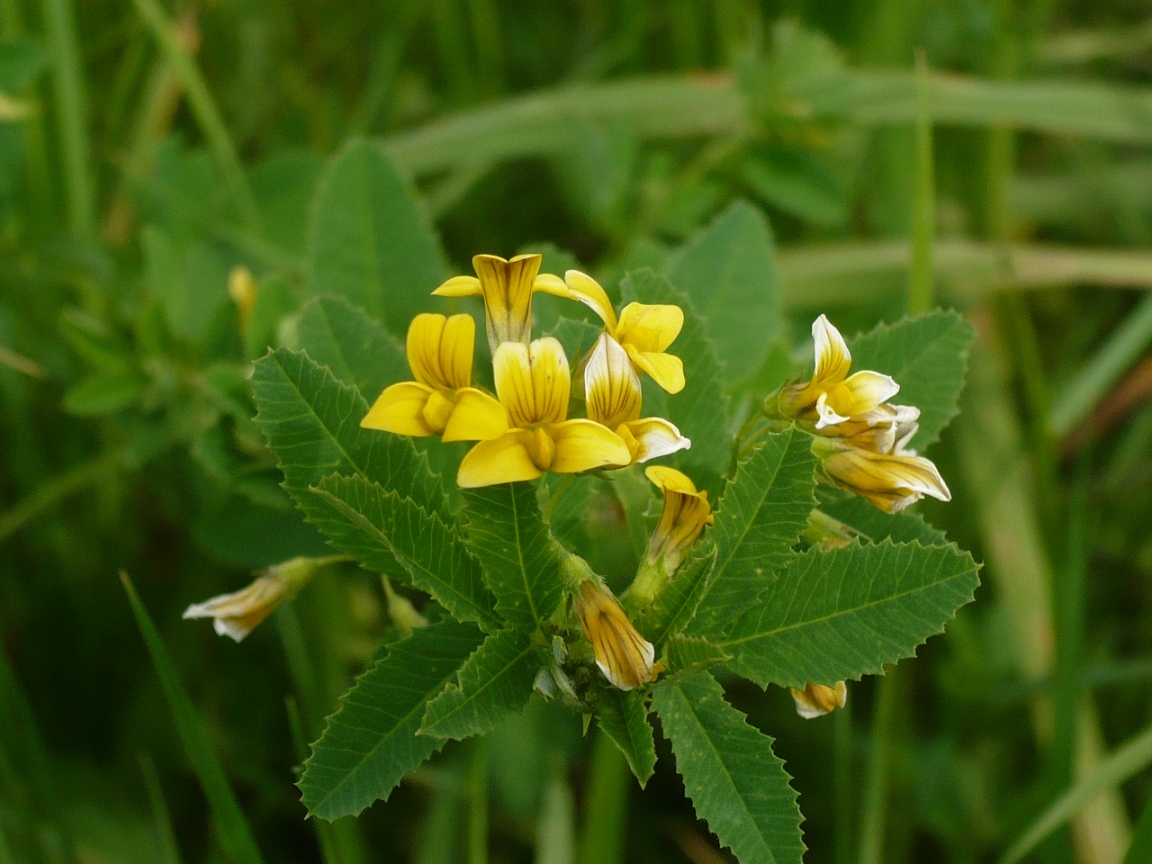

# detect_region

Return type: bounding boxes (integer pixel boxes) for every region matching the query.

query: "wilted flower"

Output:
[454,337,631,487]
[776,315,899,428]
[812,435,951,514]
[572,580,657,691]
[563,270,686,394]
[584,333,690,466]
[431,253,568,352]
[791,682,848,719]
[183,556,319,642]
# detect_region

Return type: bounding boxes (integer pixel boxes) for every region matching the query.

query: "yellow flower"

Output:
[455,337,631,487]
[584,334,690,466]
[643,465,714,575]
[361,313,500,440]
[777,314,900,429]
[816,402,921,455]
[572,580,657,691]
[790,682,847,719]
[563,270,686,394]
[183,557,319,642]
[431,253,568,352]
[645,466,714,572]
[812,435,951,514]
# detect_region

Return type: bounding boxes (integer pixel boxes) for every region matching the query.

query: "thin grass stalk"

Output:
[834,699,854,864]
[578,731,630,864]
[127,0,260,230]
[858,669,900,864]
[40,0,94,237]
[138,753,183,864]
[469,737,489,864]
[908,50,935,315]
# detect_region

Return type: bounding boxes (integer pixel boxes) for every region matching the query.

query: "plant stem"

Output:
[468,737,489,864]
[858,670,899,864]
[907,50,935,315]
[578,731,629,864]
[127,0,260,230]
[40,0,94,238]
[835,699,854,864]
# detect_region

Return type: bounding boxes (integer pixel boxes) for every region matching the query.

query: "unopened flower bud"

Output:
[791,682,848,719]
[228,266,258,331]
[572,580,656,691]
[811,435,950,514]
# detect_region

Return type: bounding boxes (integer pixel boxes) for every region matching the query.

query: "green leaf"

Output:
[142,227,232,348]
[291,294,407,400]
[300,618,485,820]
[0,36,47,91]
[633,545,717,648]
[314,474,499,630]
[594,689,656,787]
[687,429,817,639]
[251,347,447,525]
[420,628,539,740]
[121,575,265,864]
[244,274,300,360]
[741,144,847,229]
[848,310,974,448]
[668,200,782,382]
[622,270,731,492]
[307,139,446,337]
[822,494,949,546]
[461,483,566,633]
[63,369,147,416]
[652,672,804,864]
[721,540,980,689]
[662,635,731,677]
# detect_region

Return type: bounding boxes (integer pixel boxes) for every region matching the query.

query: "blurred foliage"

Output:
[2,0,1152,862]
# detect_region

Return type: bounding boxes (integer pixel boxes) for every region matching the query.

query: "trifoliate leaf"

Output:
[668,200,782,382]
[721,540,980,689]
[314,474,499,630]
[300,618,485,820]
[687,429,817,639]
[594,689,656,787]
[461,483,566,633]
[420,628,540,740]
[848,310,974,448]
[291,294,407,401]
[307,139,446,337]
[652,672,804,864]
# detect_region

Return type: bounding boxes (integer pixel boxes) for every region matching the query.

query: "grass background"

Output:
[2,1,1152,862]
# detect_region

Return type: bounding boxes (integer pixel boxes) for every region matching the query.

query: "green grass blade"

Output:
[120,572,265,864]
[126,0,260,229]
[577,731,631,864]
[908,51,935,316]
[1123,790,1152,864]
[999,723,1152,864]
[1048,292,1152,437]
[138,754,183,864]
[39,0,93,238]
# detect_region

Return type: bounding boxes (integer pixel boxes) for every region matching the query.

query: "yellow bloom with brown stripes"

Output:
[572,580,657,691]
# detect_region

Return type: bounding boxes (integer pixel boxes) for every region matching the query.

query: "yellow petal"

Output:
[585,334,642,428]
[406,313,475,391]
[533,273,569,297]
[457,433,544,487]
[563,269,617,330]
[620,418,691,464]
[422,390,456,433]
[616,303,683,353]
[442,388,509,442]
[811,314,852,385]
[626,346,685,394]
[361,382,437,436]
[550,419,632,473]
[432,274,482,297]
[645,465,700,495]
[473,253,542,347]
[493,338,571,427]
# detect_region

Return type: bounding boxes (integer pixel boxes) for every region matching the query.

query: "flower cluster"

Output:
[361,254,691,488]
[771,315,951,514]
